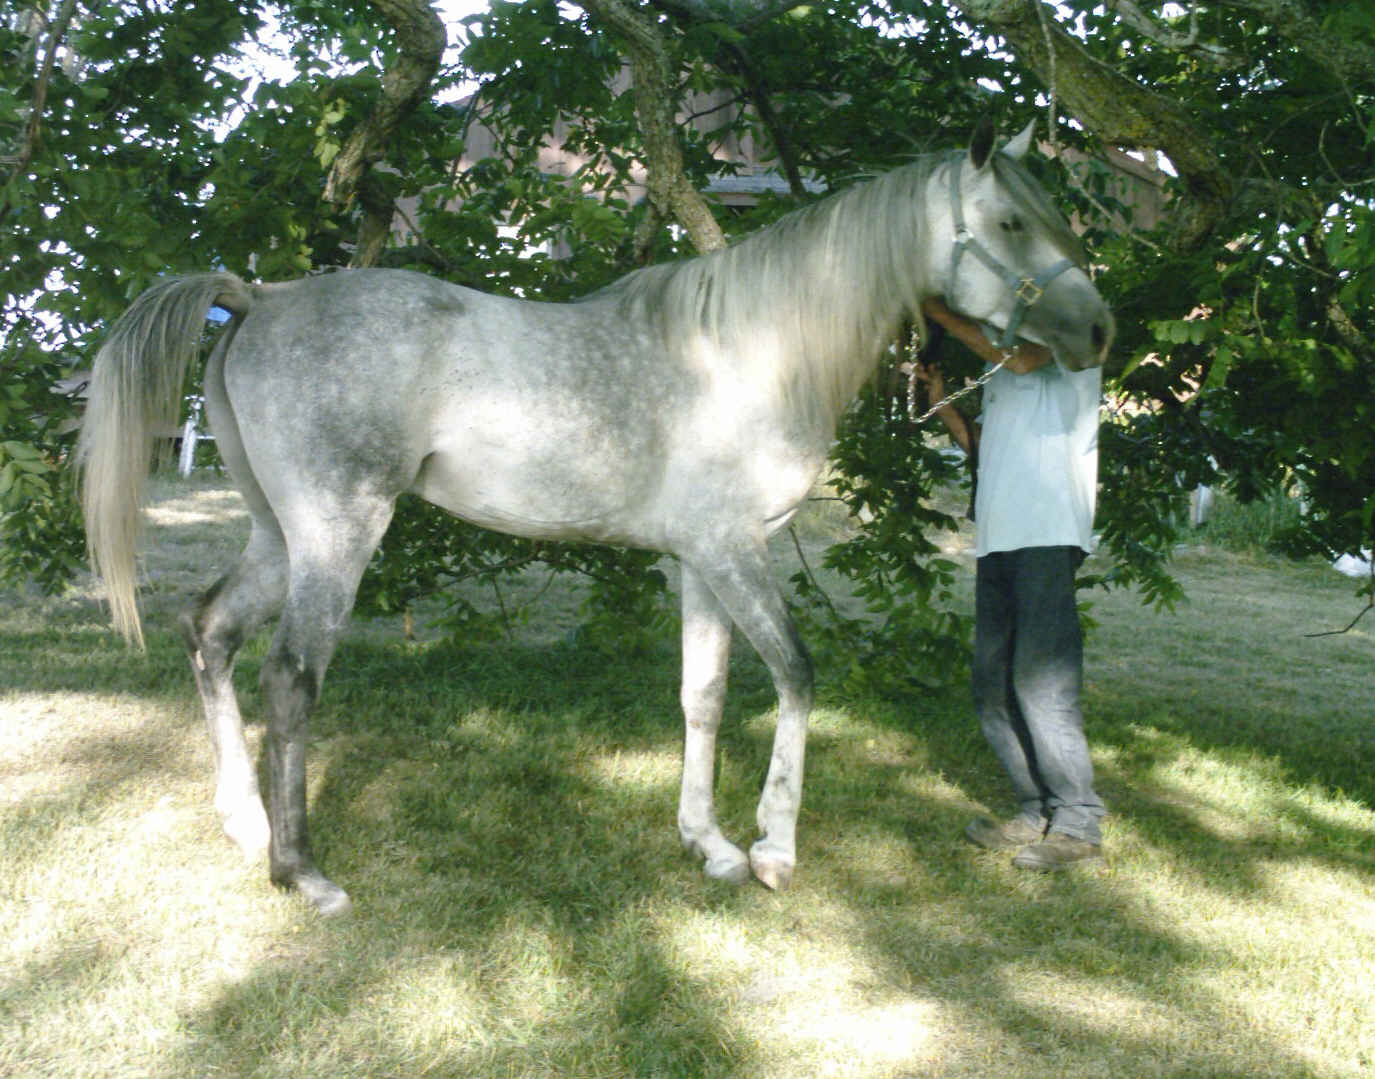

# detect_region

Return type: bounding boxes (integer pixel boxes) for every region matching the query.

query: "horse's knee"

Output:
[774,643,814,715]
[785,646,814,694]
[763,615,813,693]
[681,668,728,721]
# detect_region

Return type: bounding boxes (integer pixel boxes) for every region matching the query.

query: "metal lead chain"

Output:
[901,334,1009,424]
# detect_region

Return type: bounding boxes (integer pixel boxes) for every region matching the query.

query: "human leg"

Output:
[1007,545,1105,843]
[971,551,1052,831]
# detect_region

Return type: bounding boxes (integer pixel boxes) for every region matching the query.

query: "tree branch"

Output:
[2,0,85,211]
[323,0,446,268]
[716,37,808,198]
[1106,1,1242,68]
[581,0,727,257]
[952,0,1233,251]
[649,0,803,33]
[650,0,810,197]
[1209,0,1375,91]
[1304,593,1374,638]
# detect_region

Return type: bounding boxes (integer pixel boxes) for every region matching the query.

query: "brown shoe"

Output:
[964,816,1048,850]
[1012,832,1105,871]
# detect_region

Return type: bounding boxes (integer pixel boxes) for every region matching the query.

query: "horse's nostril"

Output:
[1091,322,1107,351]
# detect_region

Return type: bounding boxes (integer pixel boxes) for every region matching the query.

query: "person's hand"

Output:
[908,360,946,408]
[902,352,975,451]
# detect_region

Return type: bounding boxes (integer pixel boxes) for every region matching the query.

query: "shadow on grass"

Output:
[160,635,764,1077]
[130,621,1363,1078]
[4,582,1370,1077]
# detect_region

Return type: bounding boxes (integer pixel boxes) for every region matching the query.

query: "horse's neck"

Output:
[604,159,937,438]
[746,165,935,430]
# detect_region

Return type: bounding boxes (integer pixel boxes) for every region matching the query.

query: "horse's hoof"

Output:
[749,844,795,891]
[312,887,353,918]
[704,851,752,885]
[282,869,353,917]
[682,831,751,885]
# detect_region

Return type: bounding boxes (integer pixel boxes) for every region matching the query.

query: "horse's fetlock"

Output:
[269,852,301,889]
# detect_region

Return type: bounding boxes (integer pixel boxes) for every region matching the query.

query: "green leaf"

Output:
[315,138,341,168]
[1204,345,1234,391]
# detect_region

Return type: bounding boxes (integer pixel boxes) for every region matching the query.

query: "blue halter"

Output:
[947,154,1077,353]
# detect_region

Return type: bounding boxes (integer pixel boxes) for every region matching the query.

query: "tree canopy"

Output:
[3,0,1372,679]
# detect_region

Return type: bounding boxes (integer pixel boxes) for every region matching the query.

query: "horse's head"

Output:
[927,119,1115,371]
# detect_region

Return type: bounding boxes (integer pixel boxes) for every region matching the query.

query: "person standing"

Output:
[916,297,1107,871]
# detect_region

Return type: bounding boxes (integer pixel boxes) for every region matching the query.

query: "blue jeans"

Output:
[972,546,1106,842]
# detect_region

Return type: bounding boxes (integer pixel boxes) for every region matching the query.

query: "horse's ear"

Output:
[1002,119,1037,161]
[969,115,997,171]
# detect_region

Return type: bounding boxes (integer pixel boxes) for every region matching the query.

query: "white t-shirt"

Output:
[973,362,1101,558]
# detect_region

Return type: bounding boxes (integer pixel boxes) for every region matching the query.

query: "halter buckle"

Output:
[1014,278,1045,306]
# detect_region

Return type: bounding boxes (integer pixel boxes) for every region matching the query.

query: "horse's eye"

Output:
[1001,217,1025,234]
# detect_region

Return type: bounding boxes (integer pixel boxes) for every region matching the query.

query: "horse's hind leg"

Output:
[260,498,394,916]
[180,521,288,858]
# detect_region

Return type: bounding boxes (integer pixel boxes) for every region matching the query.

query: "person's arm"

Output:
[921,296,1053,374]
[910,361,977,455]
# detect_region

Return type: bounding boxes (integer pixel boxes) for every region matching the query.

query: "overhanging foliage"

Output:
[2,1,1371,684]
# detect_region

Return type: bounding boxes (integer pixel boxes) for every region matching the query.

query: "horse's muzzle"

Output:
[1054,304,1115,371]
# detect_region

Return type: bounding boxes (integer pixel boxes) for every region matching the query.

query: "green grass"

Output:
[1,477,1372,1078]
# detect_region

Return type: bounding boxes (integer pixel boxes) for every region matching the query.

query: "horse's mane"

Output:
[595,154,946,433]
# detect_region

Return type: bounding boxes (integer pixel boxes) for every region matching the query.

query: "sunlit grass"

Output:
[1,477,1372,1078]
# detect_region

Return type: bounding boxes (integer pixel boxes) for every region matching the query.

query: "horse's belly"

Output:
[408,429,662,547]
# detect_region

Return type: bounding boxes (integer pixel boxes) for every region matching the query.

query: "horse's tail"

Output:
[76,272,254,648]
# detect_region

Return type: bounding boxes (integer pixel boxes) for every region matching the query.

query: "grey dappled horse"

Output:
[79,122,1113,914]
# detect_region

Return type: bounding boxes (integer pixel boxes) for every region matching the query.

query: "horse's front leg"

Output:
[749,649,812,892]
[677,565,751,884]
[683,548,814,891]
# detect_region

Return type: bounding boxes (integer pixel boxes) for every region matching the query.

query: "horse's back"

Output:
[217,270,692,546]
